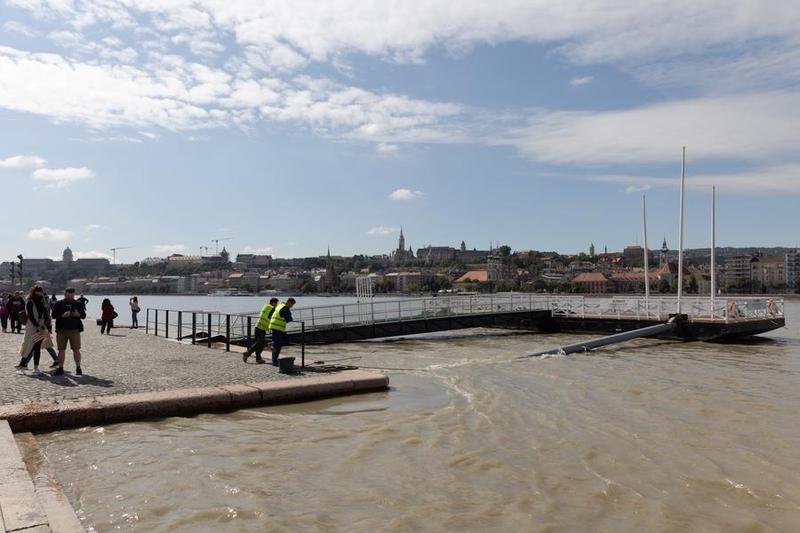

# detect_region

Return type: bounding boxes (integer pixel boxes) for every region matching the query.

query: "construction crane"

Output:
[199,246,210,256]
[110,246,132,265]
[211,237,233,254]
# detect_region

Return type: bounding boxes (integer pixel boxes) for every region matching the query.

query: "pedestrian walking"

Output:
[268,298,296,366]
[51,288,86,376]
[48,293,57,311]
[16,286,51,375]
[0,292,9,332]
[77,294,89,307]
[243,297,279,364]
[100,298,115,334]
[129,296,140,329]
[7,291,25,333]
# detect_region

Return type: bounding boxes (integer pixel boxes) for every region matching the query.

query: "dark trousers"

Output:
[22,342,58,367]
[9,313,21,333]
[20,340,43,367]
[101,319,113,334]
[247,328,269,358]
[271,330,287,364]
[0,316,7,330]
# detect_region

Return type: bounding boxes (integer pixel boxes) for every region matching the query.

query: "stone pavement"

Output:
[0,325,298,406]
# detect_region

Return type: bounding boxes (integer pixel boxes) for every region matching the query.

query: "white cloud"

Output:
[592,164,800,194]
[510,91,800,165]
[154,244,187,255]
[624,184,651,194]
[366,226,398,236]
[388,188,424,201]
[2,21,37,38]
[28,226,73,241]
[242,245,274,254]
[0,155,46,168]
[73,249,112,260]
[569,76,593,86]
[376,142,399,155]
[85,224,109,230]
[32,166,94,188]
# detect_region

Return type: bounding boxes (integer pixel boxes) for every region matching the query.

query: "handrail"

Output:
[144,294,784,347]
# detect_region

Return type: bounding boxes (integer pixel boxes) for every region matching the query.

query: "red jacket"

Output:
[101,302,115,320]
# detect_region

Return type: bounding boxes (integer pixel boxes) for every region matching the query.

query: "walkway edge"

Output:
[0,370,389,433]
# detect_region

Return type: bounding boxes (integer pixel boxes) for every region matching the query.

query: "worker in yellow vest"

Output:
[268,297,296,366]
[243,297,279,364]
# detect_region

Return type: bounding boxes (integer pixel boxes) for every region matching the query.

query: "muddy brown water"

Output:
[38,303,800,532]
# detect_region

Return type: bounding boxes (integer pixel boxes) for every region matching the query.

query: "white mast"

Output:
[710,185,716,317]
[677,147,686,315]
[642,194,650,309]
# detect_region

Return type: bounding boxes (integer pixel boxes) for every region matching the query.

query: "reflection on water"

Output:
[39,303,800,532]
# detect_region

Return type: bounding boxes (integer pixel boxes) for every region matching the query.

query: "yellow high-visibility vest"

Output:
[256,303,275,331]
[269,303,288,332]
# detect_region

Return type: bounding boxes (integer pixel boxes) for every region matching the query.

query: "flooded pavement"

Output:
[38,302,800,532]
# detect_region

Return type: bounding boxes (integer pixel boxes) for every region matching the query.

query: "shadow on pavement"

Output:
[25,372,115,388]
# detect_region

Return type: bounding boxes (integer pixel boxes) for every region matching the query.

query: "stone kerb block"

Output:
[218,384,262,409]
[0,402,60,433]
[97,388,232,425]
[58,399,105,429]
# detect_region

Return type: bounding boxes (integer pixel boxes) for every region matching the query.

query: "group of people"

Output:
[4,290,144,376]
[8,287,87,376]
[243,297,296,366]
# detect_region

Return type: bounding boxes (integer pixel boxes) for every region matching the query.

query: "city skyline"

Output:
[1,2,800,263]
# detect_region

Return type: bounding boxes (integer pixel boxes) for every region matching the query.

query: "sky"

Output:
[1,0,799,263]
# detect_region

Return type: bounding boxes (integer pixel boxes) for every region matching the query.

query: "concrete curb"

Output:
[0,370,389,433]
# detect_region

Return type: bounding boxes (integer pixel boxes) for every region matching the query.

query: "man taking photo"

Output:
[51,288,86,376]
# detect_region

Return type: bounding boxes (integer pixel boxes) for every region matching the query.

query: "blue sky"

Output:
[1,1,799,263]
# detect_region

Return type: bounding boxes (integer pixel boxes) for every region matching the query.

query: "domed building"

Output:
[62,246,74,264]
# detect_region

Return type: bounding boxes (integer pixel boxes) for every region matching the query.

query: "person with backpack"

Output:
[100,298,115,334]
[6,291,25,334]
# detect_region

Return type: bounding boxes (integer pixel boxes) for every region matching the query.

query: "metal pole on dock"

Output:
[225,315,230,352]
[711,185,716,317]
[677,146,686,315]
[207,313,212,348]
[642,194,650,310]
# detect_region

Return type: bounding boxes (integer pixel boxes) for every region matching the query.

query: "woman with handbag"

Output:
[129,296,140,329]
[100,298,116,334]
[16,286,50,375]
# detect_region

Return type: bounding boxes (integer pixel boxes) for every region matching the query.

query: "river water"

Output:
[37,302,800,532]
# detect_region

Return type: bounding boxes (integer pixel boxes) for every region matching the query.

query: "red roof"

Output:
[572,272,609,282]
[455,270,488,282]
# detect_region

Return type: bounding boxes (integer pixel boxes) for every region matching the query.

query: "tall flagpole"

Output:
[642,194,650,309]
[677,147,686,315]
[711,185,716,316]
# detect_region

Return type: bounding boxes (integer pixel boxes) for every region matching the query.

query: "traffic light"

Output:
[9,261,15,288]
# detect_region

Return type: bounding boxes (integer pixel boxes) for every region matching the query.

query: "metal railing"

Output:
[144,294,784,348]
[548,295,784,323]
[144,308,307,366]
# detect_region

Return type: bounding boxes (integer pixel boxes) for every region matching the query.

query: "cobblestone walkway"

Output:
[0,325,298,405]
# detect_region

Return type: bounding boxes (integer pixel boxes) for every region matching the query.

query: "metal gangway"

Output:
[144,293,785,349]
